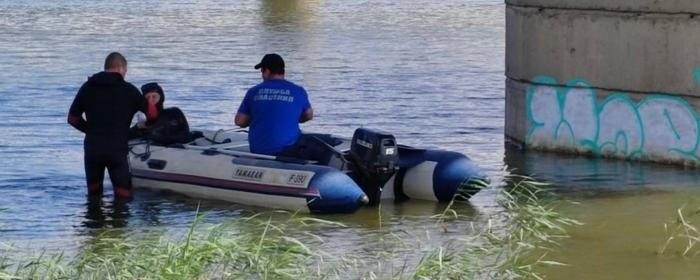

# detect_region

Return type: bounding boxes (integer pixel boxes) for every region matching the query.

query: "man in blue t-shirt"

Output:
[235,53,313,155]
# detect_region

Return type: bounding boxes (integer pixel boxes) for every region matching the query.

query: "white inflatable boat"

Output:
[128,128,488,214]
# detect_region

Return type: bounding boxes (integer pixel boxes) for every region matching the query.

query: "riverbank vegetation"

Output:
[413,176,581,279]
[659,203,700,257]
[0,176,579,279]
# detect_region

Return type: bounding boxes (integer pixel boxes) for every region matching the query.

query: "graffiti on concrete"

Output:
[526,76,700,163]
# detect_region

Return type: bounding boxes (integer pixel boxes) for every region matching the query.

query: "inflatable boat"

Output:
[128,128,488,214]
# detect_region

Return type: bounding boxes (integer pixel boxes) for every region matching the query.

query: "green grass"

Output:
[0,209,337,280]
[413,175,582,280]
[0,175,579,280]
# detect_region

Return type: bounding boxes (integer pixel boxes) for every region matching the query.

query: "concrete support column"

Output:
[505,0,700,165]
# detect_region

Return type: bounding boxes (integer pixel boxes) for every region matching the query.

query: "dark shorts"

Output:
[84,146,132,197]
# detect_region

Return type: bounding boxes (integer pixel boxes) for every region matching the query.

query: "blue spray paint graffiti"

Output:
[526,76,700,164]
[693,67,700,85]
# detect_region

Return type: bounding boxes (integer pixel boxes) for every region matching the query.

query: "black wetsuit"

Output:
[128,83,191,145]
[68,71,144,198]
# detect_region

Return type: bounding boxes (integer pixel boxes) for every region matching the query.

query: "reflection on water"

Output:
[259,0,315,31]
[505,143,700,194]
[83,197,130,229]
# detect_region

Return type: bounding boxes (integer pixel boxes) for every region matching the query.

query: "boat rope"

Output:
[128,139,152,160]
[205,128,247,144]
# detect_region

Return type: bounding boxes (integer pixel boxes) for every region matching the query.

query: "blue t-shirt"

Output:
[237,79,311,155]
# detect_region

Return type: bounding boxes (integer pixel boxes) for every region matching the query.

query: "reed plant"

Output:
[0,175,578,280]
[0,209,338,280]
[658,203,700,257]
[413,175,581,280]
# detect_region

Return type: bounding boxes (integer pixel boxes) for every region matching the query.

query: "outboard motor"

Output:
[349,128,399,205]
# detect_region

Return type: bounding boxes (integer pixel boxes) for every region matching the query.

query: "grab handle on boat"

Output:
[147,159,167,170]
[201,149,220,156]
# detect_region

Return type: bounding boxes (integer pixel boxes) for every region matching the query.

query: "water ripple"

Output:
[0,0,505,253]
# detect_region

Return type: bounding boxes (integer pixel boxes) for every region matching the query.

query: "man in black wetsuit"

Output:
[67,52,144,199]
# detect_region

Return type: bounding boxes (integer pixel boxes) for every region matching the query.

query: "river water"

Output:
[1,0,700,279]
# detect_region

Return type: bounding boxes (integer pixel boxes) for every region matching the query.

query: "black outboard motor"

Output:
[349,128,399,205]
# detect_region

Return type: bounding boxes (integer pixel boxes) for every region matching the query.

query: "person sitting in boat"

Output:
[130,82,191,145]
[234,53,314,156]
[130,82,165,138]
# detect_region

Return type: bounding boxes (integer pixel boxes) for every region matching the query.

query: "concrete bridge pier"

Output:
[505,0,700,166]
